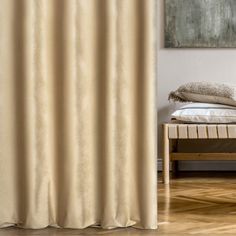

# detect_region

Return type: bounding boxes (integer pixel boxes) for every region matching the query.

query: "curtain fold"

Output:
[0,0,157,229]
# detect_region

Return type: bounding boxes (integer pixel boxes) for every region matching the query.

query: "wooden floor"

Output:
[1,172,236,235]
[158,172,236,236]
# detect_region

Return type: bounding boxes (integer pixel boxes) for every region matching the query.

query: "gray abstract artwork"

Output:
[165,0,236,48]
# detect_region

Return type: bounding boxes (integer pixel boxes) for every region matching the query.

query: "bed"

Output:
[162,123,236,184]
[164,81,236,184]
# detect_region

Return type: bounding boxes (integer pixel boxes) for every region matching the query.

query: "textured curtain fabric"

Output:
[0,0,157,229]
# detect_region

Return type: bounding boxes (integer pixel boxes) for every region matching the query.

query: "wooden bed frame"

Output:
[163,123,236,184]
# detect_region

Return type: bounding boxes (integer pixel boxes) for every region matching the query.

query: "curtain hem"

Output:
[0,221,158,230]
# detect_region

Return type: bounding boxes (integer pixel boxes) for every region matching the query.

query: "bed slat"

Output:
[197,125,208,139]
[168,124,178,139]
[188,125,198,139]
[207,125,218,139]
[218,125,228,138]
[228,125,236,138]
[178,125,188,139]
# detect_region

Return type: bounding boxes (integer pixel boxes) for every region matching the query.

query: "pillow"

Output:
[171,103,236,123]
[169,81,236,107]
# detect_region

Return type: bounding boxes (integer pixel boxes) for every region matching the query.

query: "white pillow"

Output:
[171,103,236,123]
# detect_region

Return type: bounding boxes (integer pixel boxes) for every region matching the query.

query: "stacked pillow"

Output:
[169,82,236,123]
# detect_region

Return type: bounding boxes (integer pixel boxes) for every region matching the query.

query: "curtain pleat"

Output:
[0,0,157,229]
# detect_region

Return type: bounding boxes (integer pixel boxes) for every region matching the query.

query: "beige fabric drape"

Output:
[0,0,157,229]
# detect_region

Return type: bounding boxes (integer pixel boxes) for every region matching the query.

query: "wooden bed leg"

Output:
[163,124,170,184]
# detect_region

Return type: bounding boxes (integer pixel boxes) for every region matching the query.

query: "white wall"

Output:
[157,0,236,171]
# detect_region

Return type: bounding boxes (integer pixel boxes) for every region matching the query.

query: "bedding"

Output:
[171,103,236,123]
[169,81,236,107]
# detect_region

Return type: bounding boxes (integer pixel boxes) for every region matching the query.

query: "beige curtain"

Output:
[0,0,157,229]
